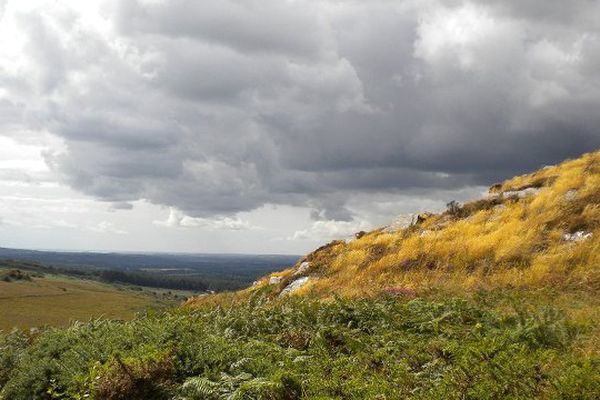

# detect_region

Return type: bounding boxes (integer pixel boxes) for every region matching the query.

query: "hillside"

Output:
[0,260,178,331]
[201,149,599,301]
[2,150,600,399]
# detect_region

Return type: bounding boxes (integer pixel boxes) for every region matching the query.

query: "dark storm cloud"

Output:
[1,0,600,220]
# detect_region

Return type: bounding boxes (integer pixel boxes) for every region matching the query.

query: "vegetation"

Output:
[0,253,298,292]
[2,293,599,399]
[236,150,600,299]
[0,271,174,331]
[2,150,600,398]
[99,270,208,292]
[0,269,33,282]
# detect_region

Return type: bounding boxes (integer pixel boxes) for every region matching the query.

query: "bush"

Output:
[1,295,598,399]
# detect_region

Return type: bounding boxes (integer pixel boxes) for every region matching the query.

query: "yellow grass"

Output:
[188,149,600,306]
[0,274,162,331]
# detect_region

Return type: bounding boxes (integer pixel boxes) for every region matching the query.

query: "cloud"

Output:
[154,207,256,231]
[109,201,134,211]
[89,221,128,235]
[0,0,599,225]
[290,219,371,241]
[53,219,78,229]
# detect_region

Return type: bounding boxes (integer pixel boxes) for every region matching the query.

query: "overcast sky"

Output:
[0,0,599,254]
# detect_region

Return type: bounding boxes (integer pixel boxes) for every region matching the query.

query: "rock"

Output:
[269,276,282,285]
[280,276,310,296]
[355,231,367,239]
[564,189,578,201]
[294,261,310,276]
[383,214,417,233]
[563,231,593,242]
[502,187,540,198]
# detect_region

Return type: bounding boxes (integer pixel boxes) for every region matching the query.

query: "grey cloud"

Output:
[110,202,134,211]
[1,0,600,222]
[113,0,328,58]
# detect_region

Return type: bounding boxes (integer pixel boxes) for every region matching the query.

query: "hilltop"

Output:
[193,149,599,303]
[2,150,600,399]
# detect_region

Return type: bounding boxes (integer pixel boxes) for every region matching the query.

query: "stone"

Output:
[564,189,578,201]
[294,261,310,276]
[355,231,367,239]
[269,276,282,285]
[563,231,593,242]
[502,187,540,198]
[383,214,417,233]
[280,276,310,296]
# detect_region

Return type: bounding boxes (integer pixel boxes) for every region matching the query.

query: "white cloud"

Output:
[290,219,371,241]
[89,221,127,235]
[154,207,257,231]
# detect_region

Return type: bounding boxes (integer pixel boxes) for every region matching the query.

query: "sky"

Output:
[0,0,599,254]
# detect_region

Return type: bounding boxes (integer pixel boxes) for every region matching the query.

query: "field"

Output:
[0,272,170,331]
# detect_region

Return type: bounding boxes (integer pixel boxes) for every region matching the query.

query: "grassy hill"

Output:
[218,149,599,300]
[1,150,600,399]
[0,261,179,331]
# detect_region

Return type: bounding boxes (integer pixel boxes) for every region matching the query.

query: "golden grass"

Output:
[187,149,600,307]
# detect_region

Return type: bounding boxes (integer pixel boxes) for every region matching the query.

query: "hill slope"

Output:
[204,150,600,302]
[2,150,600,399]
[0,260,176,330]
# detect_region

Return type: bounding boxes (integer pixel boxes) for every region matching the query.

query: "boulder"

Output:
[269,276,282,285]
[502,187,540,198]
[383,214,417,233]
[563,231,593,242]
[280,277,310,296]
[294,261,310,276]
[355,231,367,239]
[564,189,578,201]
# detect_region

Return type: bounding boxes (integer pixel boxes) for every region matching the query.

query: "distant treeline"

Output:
[0,251,299,292]
[99,270,207,291]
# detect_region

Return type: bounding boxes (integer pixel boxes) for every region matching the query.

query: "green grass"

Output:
[0,272,171,331]
[1,292,599,399]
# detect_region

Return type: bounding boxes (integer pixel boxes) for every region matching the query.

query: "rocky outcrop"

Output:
[294,261,311,276]
[383,214,417,233]
[269,276,282,285]
[502,187,540,198]
[563,231,593,242]
[280,276,310,296]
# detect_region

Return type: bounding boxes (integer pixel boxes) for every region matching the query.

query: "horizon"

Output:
[0,245,302,257]
[1,1,599,253]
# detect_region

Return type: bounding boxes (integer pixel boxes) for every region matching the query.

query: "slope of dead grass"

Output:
[188,151,600,341]
[0,274,161,330]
